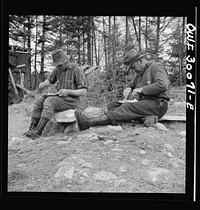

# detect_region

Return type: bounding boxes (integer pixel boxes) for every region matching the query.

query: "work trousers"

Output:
[105,98,168,125]
[31,95,79,120]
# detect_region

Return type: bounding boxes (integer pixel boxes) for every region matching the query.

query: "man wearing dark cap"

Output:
[75,48,170,130]
[24,49,88,139]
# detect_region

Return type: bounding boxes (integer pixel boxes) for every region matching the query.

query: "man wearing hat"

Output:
[74,48,170,130]
[24,49,88,139]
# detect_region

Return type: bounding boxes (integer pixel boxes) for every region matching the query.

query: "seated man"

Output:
[24,49,88,139]
[75,48,170,131]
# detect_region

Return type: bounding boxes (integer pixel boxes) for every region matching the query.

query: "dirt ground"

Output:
[8,96,186,193]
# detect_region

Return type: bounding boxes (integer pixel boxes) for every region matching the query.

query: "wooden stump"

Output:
[42,107,103,136]
[42,119,66,136]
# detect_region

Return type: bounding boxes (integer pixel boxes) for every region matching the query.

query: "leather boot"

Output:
[142,115,158,127]
[74,109,111,131]
[28,117,49,140]
[23,117,40,137]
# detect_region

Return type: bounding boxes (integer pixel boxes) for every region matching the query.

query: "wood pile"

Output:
[85,66,101,89]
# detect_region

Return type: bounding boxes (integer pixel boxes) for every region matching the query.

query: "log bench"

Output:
[42,107,186,136]
[42,107,104,136]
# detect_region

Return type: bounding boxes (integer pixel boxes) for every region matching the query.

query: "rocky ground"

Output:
[8,92,186,193]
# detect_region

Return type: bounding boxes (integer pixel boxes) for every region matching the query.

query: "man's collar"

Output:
[146,60,154,67]
[67,62,73,69]
[138,61,151,76]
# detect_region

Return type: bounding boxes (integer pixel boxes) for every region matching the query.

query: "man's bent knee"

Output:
[107,100,121,111]
[43,97,57,108]
[34,96,45,107]
[33,96,46,111]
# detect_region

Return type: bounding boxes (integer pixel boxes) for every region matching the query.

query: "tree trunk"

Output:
[179,17,185,87]
[112,16,116,75]
[131,16,139,46]
[40,15,46,82]
[108,16,111,69]
[145,16,148,51]
[138,16,141,53]
[34,16,38,90]
[91,17,94,66]
[82,30,85,65]
[81,18,85,65]
[102,16,107,69]
[155,17,161,61]
[125,16,129,48]
[59,16,63,48]
[23,21,26,49]
[92,17,98,65]
[87,16,92,65]
[93,28,98,66]
[97,35,100,65]
[27,15,32,90]
[78,31,81,65]
[77,16,81,65]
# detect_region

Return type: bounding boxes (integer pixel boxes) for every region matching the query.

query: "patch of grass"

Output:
[163,121,186,131]
[8,170,28,185]
[170,88,186,102]
[167,88,186,116]
[167,103,186,116]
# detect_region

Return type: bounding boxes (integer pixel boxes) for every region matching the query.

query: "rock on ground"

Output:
[139,150,146,155]
[153,123,168,131]
[141,159,149,166]
[114,179,127,188]
[104,140,114,145]
[90,125,123,133]
[178,131,186,137]
[163,143,175,152]
[93,171,118,181]
[147,167,171,183]
[54,163,75,180]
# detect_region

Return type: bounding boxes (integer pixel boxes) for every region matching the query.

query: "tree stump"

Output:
[42,107,103,136]
[42,118,66,136]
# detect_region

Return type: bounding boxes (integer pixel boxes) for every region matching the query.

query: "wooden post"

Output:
[17,64,25,88]
[9,68,18,95]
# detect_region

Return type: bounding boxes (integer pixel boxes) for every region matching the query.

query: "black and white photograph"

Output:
[2,4,197,201]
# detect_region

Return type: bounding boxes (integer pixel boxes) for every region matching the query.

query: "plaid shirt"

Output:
[48,63,88,91]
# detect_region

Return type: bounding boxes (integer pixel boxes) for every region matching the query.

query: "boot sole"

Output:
[23,130,35,138]
[144,116,158,127]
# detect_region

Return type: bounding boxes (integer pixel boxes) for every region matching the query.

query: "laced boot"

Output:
[28,117,50,140]
[23,117,40,137]
[74,109,111,131]
[142,115,158,127]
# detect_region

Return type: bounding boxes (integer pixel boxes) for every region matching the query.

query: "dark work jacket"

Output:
[127,61,170,101]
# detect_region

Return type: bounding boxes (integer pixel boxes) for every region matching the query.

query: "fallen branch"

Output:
[15,84,36,97]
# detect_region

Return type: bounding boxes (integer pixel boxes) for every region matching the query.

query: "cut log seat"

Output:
[42,107,186,136]
[158,115,186,122]
[42,107,104,136]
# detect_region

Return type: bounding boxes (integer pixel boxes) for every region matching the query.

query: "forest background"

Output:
[9,15,186,107]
